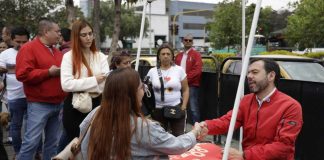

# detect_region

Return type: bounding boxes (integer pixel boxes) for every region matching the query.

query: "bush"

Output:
[211,53,236,64]
[259,50,304,56]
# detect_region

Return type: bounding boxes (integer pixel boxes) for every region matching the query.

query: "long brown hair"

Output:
[71,19,97,78]
[88,68,143,160]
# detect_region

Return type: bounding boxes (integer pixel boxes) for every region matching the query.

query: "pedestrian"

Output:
[175,34,203,123]
[199,59,303,160]
[15,18,66,160]
[59,28,71,54]
[80,68,202,159]
[59,19,109,150]
[0,41,8,53]
[146,43,189,136]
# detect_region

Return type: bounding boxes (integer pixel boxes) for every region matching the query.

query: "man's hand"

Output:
[48,65,60,77]
[224,147,244,160]
[197,121,209,140]
[0,67,8,74]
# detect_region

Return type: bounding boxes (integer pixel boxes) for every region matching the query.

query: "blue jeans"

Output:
[8,98,27,154]
[8,98,43,155]
[17,102,62,160]
[189,86,200,123]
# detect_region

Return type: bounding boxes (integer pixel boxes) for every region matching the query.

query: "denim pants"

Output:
[18,102,62,160]
[8,98,43,155]
[8,98,27,154]
[189,86,200,123]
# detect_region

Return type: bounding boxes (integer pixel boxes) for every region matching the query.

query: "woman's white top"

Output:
[60,50,109,94]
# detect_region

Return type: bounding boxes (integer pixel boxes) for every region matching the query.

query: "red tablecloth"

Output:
[169,143,222,160]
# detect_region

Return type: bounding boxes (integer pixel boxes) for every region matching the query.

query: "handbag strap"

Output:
[157,67,165,102]
[79,111,97,144]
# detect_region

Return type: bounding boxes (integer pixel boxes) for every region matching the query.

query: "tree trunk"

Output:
[65,0,76,27]
[109,0,122,64]
[92,0,101,50]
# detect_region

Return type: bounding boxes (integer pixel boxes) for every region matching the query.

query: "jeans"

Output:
[189,86,200,123]
[17,102,62,160]
[8,98,43,155]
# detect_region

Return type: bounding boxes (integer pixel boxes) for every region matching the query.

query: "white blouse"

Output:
[60,50,109,94]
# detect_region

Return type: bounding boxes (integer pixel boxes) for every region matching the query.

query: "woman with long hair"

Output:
[59,19,109,148]
[146,43,189,136]
[80,68,201,159]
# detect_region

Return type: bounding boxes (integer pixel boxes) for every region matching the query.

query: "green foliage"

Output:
[305,52,324,59]
[99,1,148,45]
[211,53,236,63]
[202,59,217,72]
[259,50,303,56]
[0,0,64,35]
[286,0,324,49]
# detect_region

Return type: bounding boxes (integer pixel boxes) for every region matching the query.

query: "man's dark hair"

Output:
[250,58,281,84]
[61,28,71,42]
[11,26,30,40]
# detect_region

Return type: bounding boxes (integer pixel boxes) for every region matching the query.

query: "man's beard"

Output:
[248,78,269,93]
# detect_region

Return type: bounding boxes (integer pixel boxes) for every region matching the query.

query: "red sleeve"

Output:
[186,52,202,84]
[244,103,303,160]
[205,109,242,135]
[16,45,49,84]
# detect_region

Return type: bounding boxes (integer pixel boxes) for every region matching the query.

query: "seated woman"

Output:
[80,68,202,159]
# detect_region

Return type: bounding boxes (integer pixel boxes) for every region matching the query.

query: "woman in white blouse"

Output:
[59,19,109,149]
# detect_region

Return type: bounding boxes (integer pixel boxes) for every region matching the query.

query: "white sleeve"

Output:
[60,51,99,92]
[179,66,187,81]
[0,51,7,67]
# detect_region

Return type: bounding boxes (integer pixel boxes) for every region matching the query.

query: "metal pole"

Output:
[222,0,262,159]
[239,0,246,153]
[135,0,148,71]
[149,1,152,54]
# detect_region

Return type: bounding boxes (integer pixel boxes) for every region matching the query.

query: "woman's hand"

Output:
[95,73,106,84]
[181,105,186,111]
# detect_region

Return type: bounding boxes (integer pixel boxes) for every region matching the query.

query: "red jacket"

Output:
[206,90,303,160]
[16,37,66,104]
[175,48,202,87]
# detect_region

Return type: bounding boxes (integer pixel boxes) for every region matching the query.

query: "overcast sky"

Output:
[179,0,298,10]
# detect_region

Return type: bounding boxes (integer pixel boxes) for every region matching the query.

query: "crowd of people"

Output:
[0,17,303,160]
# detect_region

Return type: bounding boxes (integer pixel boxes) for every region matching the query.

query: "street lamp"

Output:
[147,0,155,54]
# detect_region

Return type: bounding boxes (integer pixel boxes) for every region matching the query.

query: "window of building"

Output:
[182,9,213,19]
[183,23,205,30]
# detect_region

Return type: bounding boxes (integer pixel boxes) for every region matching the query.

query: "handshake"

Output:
[191,121,209,141]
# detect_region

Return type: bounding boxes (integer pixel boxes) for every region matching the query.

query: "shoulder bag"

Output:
[52,112,96,160]
[157,68,184,119]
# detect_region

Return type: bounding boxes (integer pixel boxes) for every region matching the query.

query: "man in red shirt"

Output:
[175,34,202,123]
[15,18,66,160]
[200,59,303,160]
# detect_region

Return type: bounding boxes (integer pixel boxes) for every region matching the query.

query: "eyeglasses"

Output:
[184,39,193,42]
[80,32,94,38]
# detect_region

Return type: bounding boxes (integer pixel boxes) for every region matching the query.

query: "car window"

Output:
[277,61,324,83]
[226,61,242,75]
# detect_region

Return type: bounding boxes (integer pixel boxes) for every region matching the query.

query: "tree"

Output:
[65,0,76,26]
[0,0,62,34]
[92,0,101,49]
[286,0,324,50]
[109,0,139,60]
[99,1,148,49]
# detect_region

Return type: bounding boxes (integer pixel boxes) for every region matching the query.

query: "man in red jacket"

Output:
[15,18,66,160]
[175,34,202,123]
[199,58,303,160]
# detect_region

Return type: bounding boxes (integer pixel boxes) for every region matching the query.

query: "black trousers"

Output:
[62,93,101,141]
[151,108,186,137]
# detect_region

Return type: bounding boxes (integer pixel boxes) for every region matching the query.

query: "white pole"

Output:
[239,0,246,153]
[149,2,152,54]
[222,0,262,159]
[135,0,148,71]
